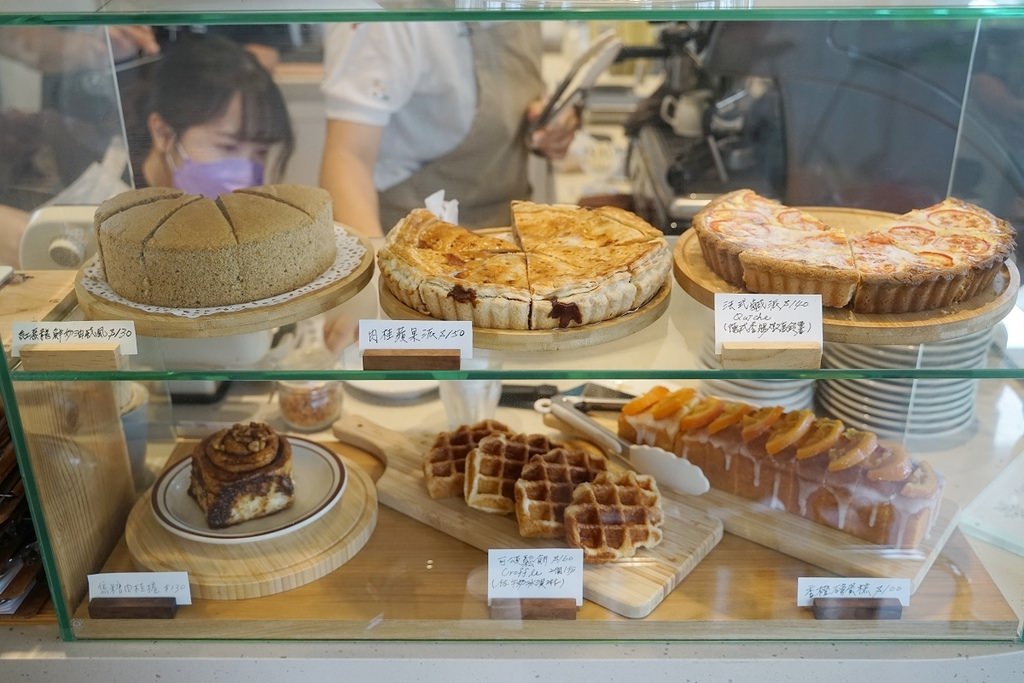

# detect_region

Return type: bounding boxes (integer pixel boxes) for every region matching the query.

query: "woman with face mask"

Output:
[126,33,294,197]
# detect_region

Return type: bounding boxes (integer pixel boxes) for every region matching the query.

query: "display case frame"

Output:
[1,0,1023,652]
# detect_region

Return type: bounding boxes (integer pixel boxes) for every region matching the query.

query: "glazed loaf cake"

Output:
[617,386,942,548]
[95,184,336,308]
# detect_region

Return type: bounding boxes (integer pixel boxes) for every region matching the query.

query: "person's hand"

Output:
[107,26,160,62]
[526,99,580,160]
[322,313,358,355]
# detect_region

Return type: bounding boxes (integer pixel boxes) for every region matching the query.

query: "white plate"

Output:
[701,378,813,400]
[818,383,975,423]
[817,393,974,435]
[824,344,988,370]
[151,437,346,545]
[820,378,976,413]
[343,380,439,400]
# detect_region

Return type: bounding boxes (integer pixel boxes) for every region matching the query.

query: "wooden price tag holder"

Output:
[88,597,179,620]
[489,598,578,620]
[361,348,461,371]
[18,341,123,372]
[718,341,822,370]
[812,598,903,620]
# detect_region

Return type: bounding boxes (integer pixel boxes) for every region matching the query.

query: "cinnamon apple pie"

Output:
[377,202,671,330]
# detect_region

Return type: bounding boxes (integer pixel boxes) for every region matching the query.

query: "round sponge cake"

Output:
[95,184,336,308]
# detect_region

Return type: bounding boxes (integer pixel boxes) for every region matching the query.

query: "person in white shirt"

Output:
[319,21,577,237]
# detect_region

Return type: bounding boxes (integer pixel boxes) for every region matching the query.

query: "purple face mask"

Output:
[171,150,265,198]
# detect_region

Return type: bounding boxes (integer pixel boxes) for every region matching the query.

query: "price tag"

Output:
[797,577,911,607]
[487,548,584,606]
[359,319,473,359]
[713,293,822,354]
[11,320,138,357]
[88,571,191,605]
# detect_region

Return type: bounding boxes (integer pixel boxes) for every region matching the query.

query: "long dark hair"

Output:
[124,33,294,184]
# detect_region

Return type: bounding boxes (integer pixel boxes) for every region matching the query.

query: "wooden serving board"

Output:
[74,230,375,339]
[378,280,671,352]
[0,270,77,352]
[674,206,1020,345]
[543,412,960,592]
[124,450,377,600]
[331,412,723,619]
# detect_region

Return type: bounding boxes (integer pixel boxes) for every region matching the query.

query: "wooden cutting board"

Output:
[332,413,723,619]
[125,452,377,600]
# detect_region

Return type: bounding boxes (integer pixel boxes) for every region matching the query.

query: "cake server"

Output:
[534,394,710,496]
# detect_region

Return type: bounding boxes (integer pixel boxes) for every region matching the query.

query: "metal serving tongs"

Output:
[534,393,710,496]
[530,29,623,132]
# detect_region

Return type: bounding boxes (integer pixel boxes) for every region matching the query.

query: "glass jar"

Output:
[277,380,342,431]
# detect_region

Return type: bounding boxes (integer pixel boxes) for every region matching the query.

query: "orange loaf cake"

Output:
[617,386,942,548]
[95,184,336,308]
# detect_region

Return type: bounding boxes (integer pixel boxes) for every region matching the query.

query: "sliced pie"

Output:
[693,189,1015,314]
[376,203,671,330]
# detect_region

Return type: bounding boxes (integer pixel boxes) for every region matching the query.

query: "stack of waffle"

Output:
[423,420,664,563]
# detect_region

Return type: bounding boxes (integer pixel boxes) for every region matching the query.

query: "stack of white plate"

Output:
[697,332,815,411]
[817,329,992,437]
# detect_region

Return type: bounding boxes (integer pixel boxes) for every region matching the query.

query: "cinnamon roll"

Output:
[188,422,294,528]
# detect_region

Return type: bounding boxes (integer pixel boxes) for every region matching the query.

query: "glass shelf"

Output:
[5,1,1024,25]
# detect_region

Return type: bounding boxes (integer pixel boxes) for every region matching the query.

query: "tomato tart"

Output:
[692,189,1015,313]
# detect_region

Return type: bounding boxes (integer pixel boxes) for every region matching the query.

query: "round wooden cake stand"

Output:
[74,232,375,339]
[673,207,1020,345]
[377,279,671,352]
[125,456,377,600]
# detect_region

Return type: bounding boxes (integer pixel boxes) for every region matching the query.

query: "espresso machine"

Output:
[625,20,1024,236]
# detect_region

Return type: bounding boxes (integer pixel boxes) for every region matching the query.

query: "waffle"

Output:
[463,432,559,513]
[514,447,608,538]
[564,471,664,563]
[423,420,512,499]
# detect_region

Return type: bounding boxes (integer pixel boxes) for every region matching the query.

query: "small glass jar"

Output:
[277,380,342,431]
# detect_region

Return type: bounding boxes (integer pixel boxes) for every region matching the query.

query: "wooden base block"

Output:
[813,598,903,620]
[361,348,461,371]
[719,341,821,370]
[489,598,578,620]
[88,597,179,620]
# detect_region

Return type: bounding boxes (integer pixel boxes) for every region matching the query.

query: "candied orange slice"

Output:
[794,418,844,460]
[678,396,724,432]
[764,409,815,455]
[865,445,914,482]
[740,405,784,443]
[706,401,752,435]
[650,388,697,420]
[827,429,878,471]
[621,386,670,416]
[900,461,939,498]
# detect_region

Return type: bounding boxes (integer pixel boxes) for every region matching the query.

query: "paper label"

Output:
[359,319,473,359]
[487,548,583,606]
[11,320,138,357]
[797,577,911,607]
[88,571,191,605]
[713,293,823,353]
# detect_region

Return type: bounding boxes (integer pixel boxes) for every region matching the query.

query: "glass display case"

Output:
[1,1,1023,656]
